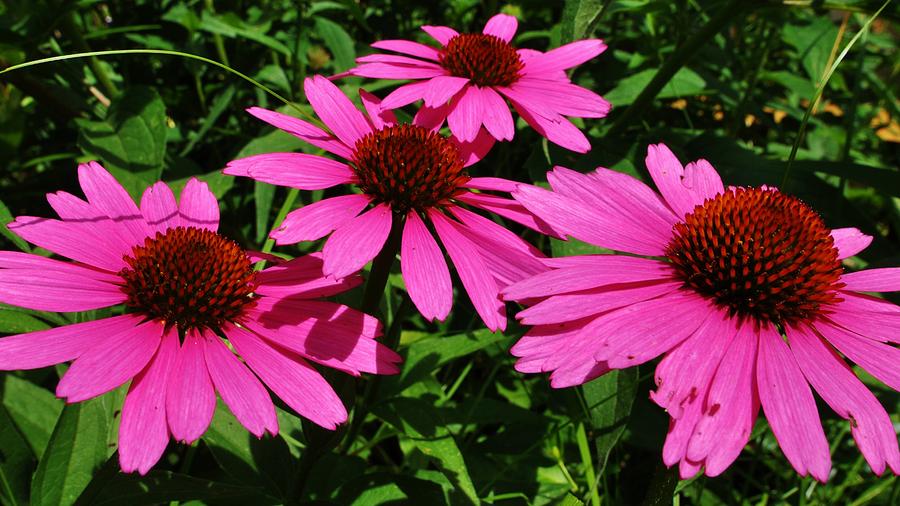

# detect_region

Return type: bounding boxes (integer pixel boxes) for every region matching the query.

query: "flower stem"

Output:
[361,213,404,316]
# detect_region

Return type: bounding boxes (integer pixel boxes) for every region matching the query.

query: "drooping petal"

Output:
[412,103,450,132]
[245,107,354,159]
[0,267,126,312]
[455,192,562,237]
[831,228,872,259]
[521,39,607,75]
[423,76,470,108]
[462,177,519,193]
[203,332,278,438]
[453,128,496,167]
[8,216,130,271]
[270,194,371,245]
[509,79,611,119]
[511,316,600,374]
[661,379,707,471]
[447,85,483,143]
[56,319,164,403]
[371,39,441,61]
[178,178,219,231]
[756,326,831,482]
[826,293,900,344]
[421,25,459,46]
[224,153,355,190]
[140,182,181,233]
[225,325,348,429]
[482,13,518,42]
[166,329,216,444]
[510,100,590,153]
[255,253,362,299]
[841,268,900,292]
[118,328,178,475]
[790,325,900,475]
[401,211,453,322]
[429,210,505,331]
[304,75,373,147]
[77,161,151,244]
[322,203,393,279]
[381,81,432,109]
[479,86,515,141]
[817,320,900,391]
[0,314,143,370]
[645,144,723,218]
[359,89,398,129]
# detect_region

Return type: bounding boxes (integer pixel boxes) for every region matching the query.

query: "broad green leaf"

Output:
[179,85,236,156]
[582,368,639,476]
[254,182,276,243]
[30,390,123,506]
[335,472,448,505]
[782,17,841,85]
[2,375,63,459]
[314,16,356,72]
[88,470,275,506]
[604,67,706,106]
[0,405,34,506]
[76,86,167,199]
[0,198,29,252]
[0,308,51,333]
[374,397,479,505]
[561,0,605,42]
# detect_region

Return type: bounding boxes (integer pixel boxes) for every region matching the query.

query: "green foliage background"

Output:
[0,0,898,504]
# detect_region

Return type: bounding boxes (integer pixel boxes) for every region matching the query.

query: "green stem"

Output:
[361,214,404,315]
[203,0,230,67]
[606,0,747,137]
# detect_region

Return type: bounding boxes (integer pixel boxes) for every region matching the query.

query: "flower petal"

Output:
[381,81,432,110]
[78,161,151,244]
[841,268,900,292]
[521,39,607,75]
[517,280,682,325]
[817,319,900,391]
[482,14,518,42]
[455,192,561,237]
[447,85,483,142]
[401,211,452,322]
[225,153,355,190]
[255,253,362,299]
[479,87,515,141]
[322,203,393,279]
[831,228,872,259]
[245,107,353,159]
[178,178,219,231]
[371,39,441,60]
[271,194,371,245]
[305,75,373,147]
[826,293,900,344]
[423,76,470,108]
[8,216,129,271]
[359,89,398,129]
[510,79,611,118]
[0,267,126,312]
[166,329,216,444]
[140,182,181,233]
[509,101,590,153]
[645,144,723,218]
[421,25,459,46]
[47,191,104,222]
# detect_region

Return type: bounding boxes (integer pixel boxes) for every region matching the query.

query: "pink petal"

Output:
[270,194,371,245]
[756,325,831,482]
[56,320,163,403]
[225,325,348,429]
[356,54,443,67]
[510,101,590,153]
[455,192,562,237]
[511,79,611,118]
[47,191,104,221]
[224,153,355,190]
[592,291,714,368]
[685,324,760,476]
[0,314,142,370]
[118,328,178,475]
[359,89,398,129]
[350,62,447,80]
[178,178,219,231]
[790,324,900,475]
[495,86,558,120]
[140,182,181,233]
[371,39,441,61]
[479,87,515,141]
[255,253,362,299]
[0,268,126,312]
[651,310,737,418]
[826,293,900,344]
[548,359,610,389]
[203,331,278,438]
[517,280,682,325]
[423,76,470,107]
[841,268,900,292]
[817,319,900,391]
[447,85,483,142]
[512,317,599,374]
[421,25,459,46]
[0,250,120,279]
[429,210,505,332]
[8,216,129,271]
[166,329,216,444]
[453,128,496,167]
[521,39,607,75]
[462,177,520,193]
[322,203,393,279]
[502,256,674,300]
[831,228,872,259]
[482,14,518,42]
[77,161,151,244]
[401,211,452,322]
[304,75,373,148]
[245,107,353,160]
[645,144,723,218]
[412,103,450,131]
[381,81,432,110]
[661,379,707,468]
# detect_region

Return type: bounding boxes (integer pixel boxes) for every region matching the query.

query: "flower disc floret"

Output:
[666,187,844,326]
[439,33,524,87]
[119,226,255,330]
[352,124,469,213]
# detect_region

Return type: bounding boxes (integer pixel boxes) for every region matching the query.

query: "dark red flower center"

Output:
[439,33,523,87]
[119,227,256,331]
[352,124,469,213]
[665,187,844,326]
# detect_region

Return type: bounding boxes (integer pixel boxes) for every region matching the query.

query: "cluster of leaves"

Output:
[1,0,898,504]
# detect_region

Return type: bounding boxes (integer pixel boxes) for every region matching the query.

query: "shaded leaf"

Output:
[314,16,356,71]
[583,369,639,476]
[604,67,706,106]
[88,470,275,506]
[0,308,51,334]
[2,375,63,459]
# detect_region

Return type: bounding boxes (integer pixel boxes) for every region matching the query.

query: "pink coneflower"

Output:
[224,75,553,331]
[0,162,400,474]
[346,13,610,153]
[506,143,900,481]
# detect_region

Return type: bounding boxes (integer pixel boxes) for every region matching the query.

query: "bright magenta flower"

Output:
[224,75,553,331]
[347,14,610,153]
[506,143,900,481]
[0,162,400,474]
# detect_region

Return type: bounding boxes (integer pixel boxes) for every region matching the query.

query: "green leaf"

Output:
[2,375,63,459]
[0,198,29,252]
[31,390,123,506]
[336,472,448,505]
[782,17,841,85]
[76,86,167,199]
[254,182,276,243]
[0,404,34,506]
[393,329,509,393]
[561,0,605,42]
[560,493,586,506]
[314,16,356,71]
[87,470,275,506]
[604,67,706,106]
[582,368,639,476]
[168,170,235,199]
[199,12,292,56]
[0,308,51,333]
[374,397,479,505]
